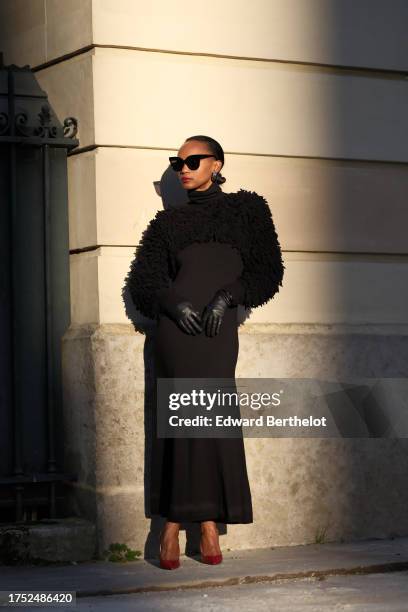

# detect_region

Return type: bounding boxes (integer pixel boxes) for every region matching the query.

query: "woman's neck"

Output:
[187,181,223,205]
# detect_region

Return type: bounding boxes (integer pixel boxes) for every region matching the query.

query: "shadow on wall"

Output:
[121,167,187,335]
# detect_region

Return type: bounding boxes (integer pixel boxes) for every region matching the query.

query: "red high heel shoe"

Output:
[200,533,223,565]
[159,530,180,570]
[159,556,180,570]
[201,552,223,565]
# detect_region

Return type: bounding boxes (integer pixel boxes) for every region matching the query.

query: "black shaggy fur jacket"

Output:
[124,189,285,322]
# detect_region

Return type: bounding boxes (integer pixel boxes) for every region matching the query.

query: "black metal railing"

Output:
[0,54,79,522]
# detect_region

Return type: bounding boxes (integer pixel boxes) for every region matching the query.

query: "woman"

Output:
[124,135,285,569]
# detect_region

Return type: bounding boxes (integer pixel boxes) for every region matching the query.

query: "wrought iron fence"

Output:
[0,54,79,522]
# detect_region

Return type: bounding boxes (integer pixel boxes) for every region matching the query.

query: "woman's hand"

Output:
[202,289,233,337]
[158,289,203,335]
[173,301,203,335]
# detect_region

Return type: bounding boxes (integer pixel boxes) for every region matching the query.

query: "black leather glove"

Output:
[158,289,203,335]
[201,289,234,337]
[171,301,203,335]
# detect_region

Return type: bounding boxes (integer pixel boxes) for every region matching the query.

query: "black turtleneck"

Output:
[187,181,223,205]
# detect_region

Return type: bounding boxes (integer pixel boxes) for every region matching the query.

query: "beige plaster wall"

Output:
[1,0,408,71]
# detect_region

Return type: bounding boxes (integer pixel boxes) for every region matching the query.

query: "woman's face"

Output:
[176,140,222,191]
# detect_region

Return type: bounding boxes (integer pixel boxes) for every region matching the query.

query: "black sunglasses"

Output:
[169,154,216,172]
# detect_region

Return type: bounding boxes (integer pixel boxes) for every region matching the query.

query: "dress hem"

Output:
[149,511,253,525]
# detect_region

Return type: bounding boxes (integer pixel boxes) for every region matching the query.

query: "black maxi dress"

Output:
[124,182,285,524]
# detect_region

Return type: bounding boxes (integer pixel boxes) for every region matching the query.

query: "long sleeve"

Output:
[220,192,285,308]
[124,211,187,321]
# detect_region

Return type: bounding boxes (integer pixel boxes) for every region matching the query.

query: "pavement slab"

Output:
[1,536,407,599]
[72,571,408,612]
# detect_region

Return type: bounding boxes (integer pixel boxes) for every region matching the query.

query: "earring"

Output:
[211,171,219,182]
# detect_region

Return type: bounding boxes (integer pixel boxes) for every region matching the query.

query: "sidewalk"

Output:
[1,536,407,598]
